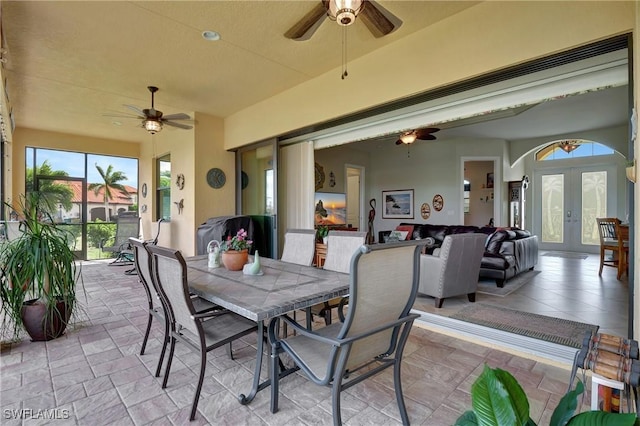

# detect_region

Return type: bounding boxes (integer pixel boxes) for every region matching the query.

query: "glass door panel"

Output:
[34,176,86,259]
[537,165,616,252]
[240,143,277,258]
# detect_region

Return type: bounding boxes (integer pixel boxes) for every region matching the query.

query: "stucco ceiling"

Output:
[1,1,629,149]
[1,0,481,144]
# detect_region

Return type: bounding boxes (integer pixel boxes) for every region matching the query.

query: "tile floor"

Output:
[0,251,627,425]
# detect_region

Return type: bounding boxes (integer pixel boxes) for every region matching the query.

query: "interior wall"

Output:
[139,124,196,256]
[224,2,633,149]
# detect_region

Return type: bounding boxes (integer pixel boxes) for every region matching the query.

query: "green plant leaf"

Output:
[550,380,583,426]
[454,411,479,425]
[566,411,637,426]
[471,365,530,426]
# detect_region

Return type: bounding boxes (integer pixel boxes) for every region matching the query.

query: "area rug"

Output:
[476,270,540,297]
[449,303,598,348]
[542,251,589,260]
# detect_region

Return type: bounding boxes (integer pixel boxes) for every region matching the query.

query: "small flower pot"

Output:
[221,250,249,271]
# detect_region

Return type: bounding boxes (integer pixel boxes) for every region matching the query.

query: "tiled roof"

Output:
[61,181,135,205]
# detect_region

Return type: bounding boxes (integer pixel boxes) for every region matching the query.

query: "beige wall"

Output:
[224,1,634,149]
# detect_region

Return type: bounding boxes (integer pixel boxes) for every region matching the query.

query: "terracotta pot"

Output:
[221,250,249,271]
[21,298,71,341]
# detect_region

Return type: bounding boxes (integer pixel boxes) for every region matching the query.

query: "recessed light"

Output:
[202,30,221,41]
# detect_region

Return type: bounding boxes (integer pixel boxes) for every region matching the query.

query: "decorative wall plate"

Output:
[176,173,185,190]
[206,168,226,189]
[241,171,249,190]
[315,162,325,191]
[420,203,431,220]
[433,194,444,211]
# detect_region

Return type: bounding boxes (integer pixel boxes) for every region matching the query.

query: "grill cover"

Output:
[196,215,255,255]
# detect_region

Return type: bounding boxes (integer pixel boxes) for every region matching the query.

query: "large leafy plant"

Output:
[0,192,81,340]
[455,364,638,426]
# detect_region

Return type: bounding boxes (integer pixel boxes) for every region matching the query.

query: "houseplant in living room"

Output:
[0,192,82,342]
[220,228,252,271]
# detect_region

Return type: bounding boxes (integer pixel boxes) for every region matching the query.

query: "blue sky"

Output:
[28,148,138,188]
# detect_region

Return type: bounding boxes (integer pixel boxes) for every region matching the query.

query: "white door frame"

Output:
[460,156,501,226]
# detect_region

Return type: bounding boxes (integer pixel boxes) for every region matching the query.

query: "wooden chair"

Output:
[614,221,630,280]
[596,218,622,276]
[268,241,424,425]
[146,244,257,421]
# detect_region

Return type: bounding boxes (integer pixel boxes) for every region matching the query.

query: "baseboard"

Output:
[413,309,578,368]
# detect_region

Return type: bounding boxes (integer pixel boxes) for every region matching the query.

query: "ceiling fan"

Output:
[106,86,193,135]
[285,0,402,41]
[395,127,440,145]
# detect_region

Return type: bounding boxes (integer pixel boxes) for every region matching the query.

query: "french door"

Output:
[535,165,617,253]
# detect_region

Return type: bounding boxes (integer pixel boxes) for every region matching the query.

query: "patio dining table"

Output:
[186,255,350,406]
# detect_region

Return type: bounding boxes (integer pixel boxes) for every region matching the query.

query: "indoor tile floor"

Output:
[0,251,627,425]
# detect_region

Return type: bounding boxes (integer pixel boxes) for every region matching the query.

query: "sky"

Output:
[27,148,139,188]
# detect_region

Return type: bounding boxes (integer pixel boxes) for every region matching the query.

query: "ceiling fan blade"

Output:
[420,134,437,141]
[360,0,402,38]
[285,2,327,41]
[162,113,191,121]
[124,104,146,116]
[395,139,403,145]
[415,127,440,139]
[164,120,193,130]
[102,113,144,120]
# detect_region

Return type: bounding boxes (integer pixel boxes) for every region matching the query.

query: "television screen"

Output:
[314,192,347,226]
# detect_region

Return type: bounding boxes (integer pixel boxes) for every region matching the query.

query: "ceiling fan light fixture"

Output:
[144,119,163,135]
[328,0,364,26]
[399,132,417,144]
[558,139,580,153]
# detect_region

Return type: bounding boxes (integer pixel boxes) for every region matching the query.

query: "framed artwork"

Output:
[486,172,494,189]
[382,189,414,219]
[432,194,444,212]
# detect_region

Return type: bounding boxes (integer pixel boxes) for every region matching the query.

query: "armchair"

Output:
[418,233,486,308]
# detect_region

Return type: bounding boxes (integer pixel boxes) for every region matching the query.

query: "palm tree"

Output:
[88,164,128,222]
[25,160,74,215]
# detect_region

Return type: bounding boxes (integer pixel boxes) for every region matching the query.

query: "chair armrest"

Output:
[269,312,419,347]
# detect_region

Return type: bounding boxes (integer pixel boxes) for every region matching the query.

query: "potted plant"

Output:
[0,192,82,342]
[316,225,329,244]
[220,228,252,271]
[455,364,637,426]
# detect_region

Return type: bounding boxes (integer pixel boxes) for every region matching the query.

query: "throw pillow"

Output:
[395,225,414,240]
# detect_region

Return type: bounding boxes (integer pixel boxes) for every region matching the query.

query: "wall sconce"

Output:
[626,159,636,183]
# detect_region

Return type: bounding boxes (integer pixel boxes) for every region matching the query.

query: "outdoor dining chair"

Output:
[280,228,316,266]
[313,230,366,326]
[146,244,258,421]
[130,237,219,378]
[268,241,424,425]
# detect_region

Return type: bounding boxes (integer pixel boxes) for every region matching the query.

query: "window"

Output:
[536,140,614,161]
[157,154,171,220]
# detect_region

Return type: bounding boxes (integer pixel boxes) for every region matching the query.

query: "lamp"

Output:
[327,0,364,26]
[558,140,580,153]
[399,131,417,144]
[144,119,162,135]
